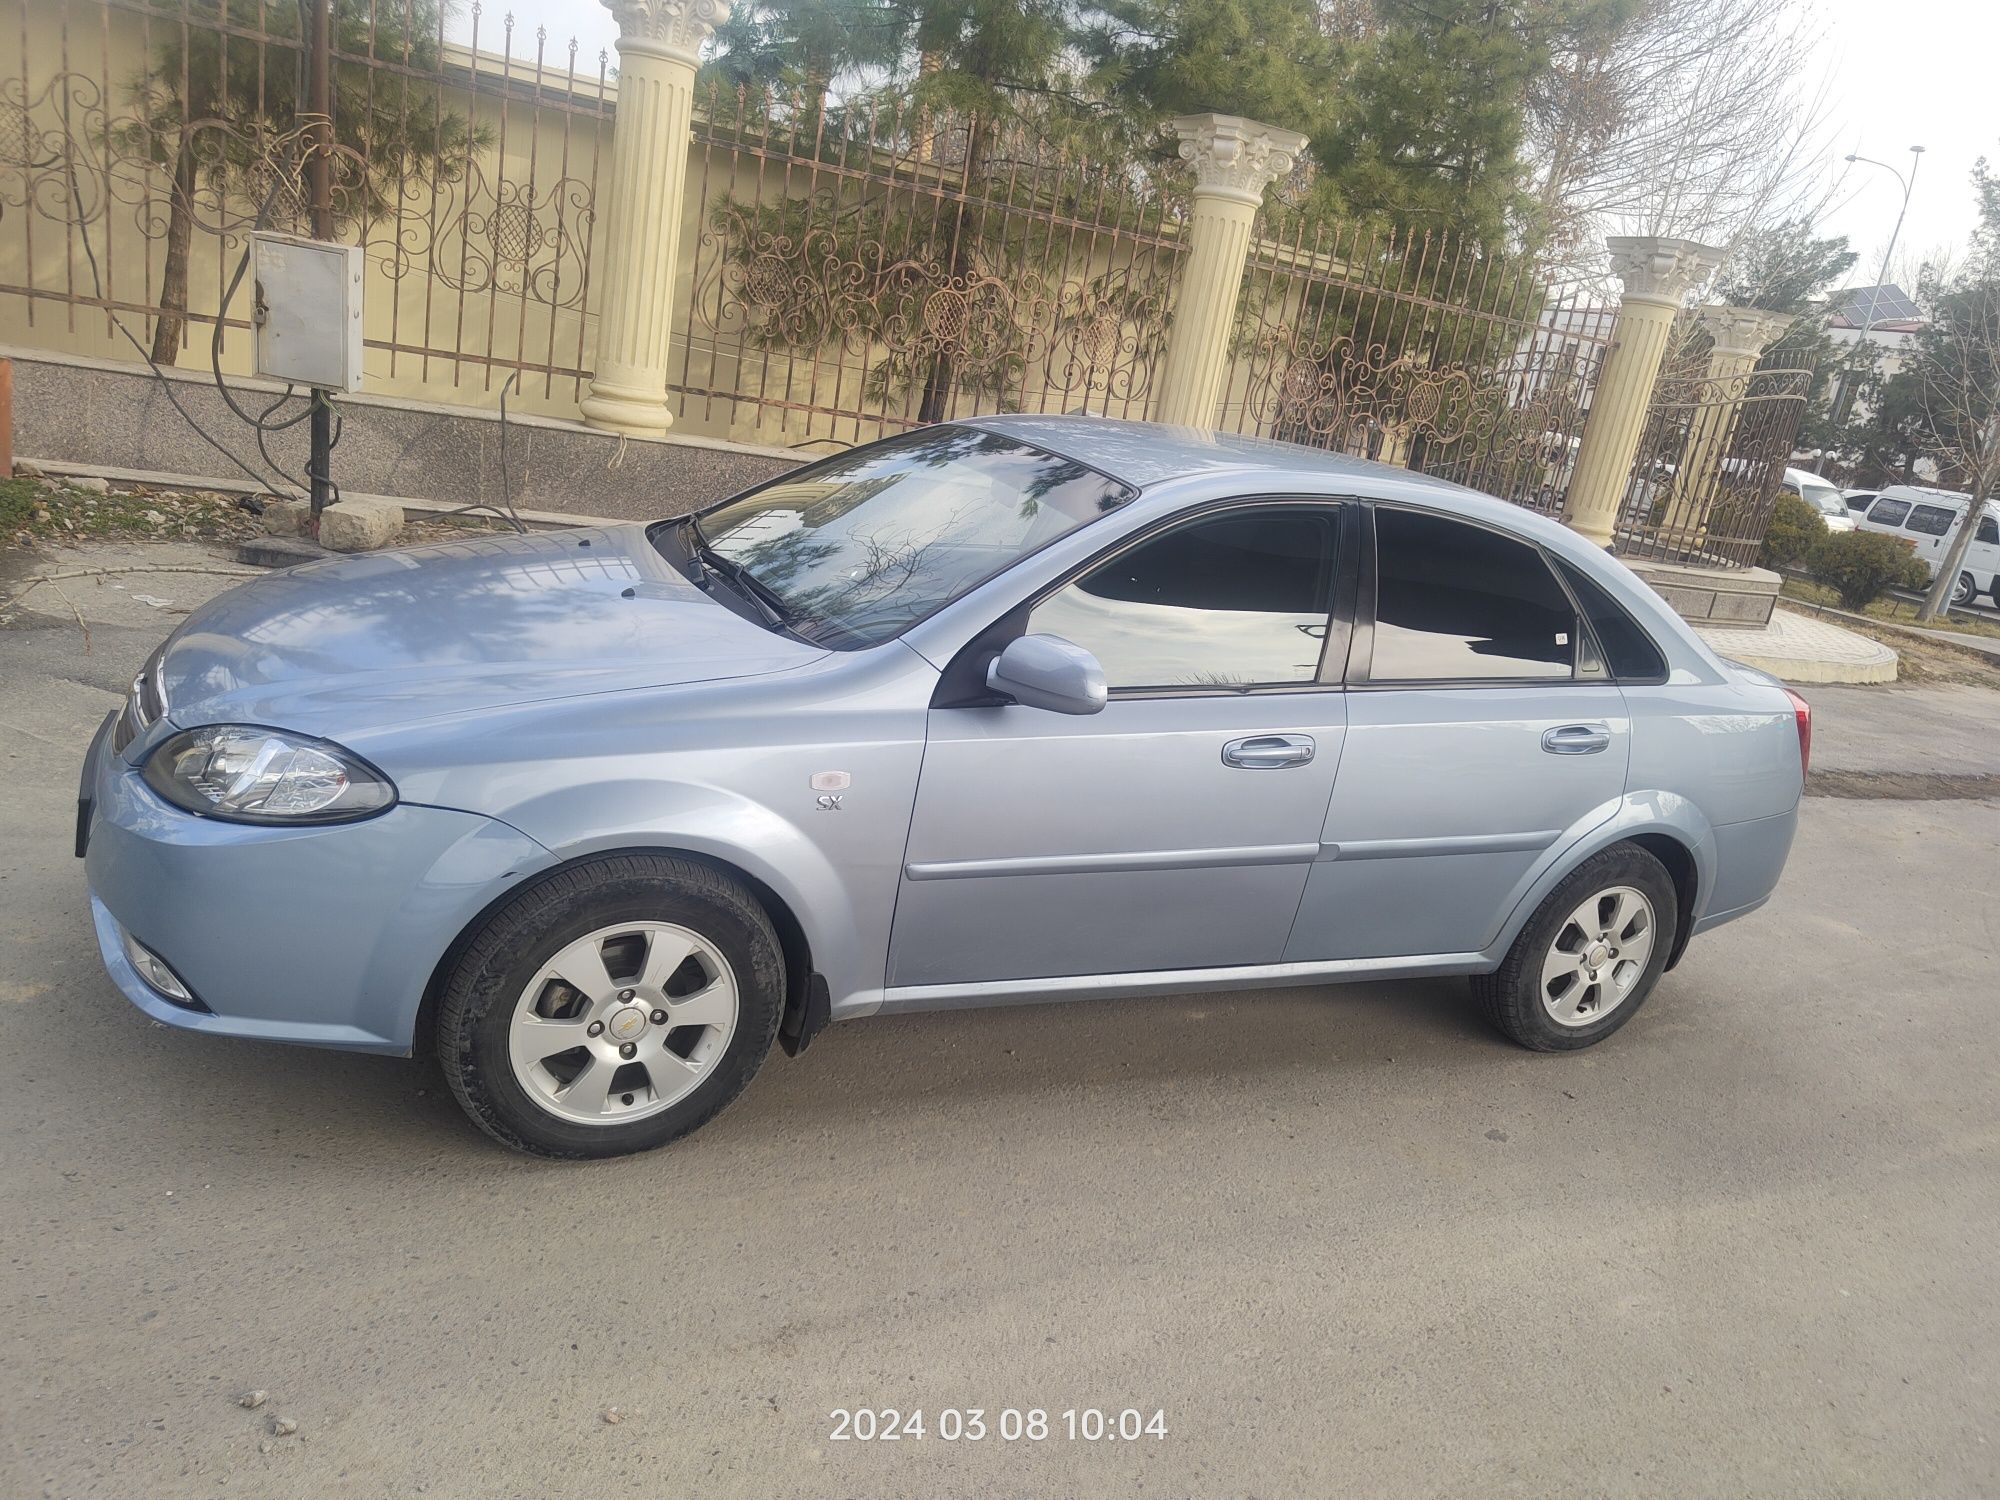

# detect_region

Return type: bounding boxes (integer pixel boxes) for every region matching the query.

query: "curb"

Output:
[19,457,619,533]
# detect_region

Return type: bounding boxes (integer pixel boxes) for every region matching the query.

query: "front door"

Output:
[1285,506,1629,963]
[890,504,1350,988]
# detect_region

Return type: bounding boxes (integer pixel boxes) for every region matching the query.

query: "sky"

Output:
[474,0,1999,284]
[1811,0,1998,289]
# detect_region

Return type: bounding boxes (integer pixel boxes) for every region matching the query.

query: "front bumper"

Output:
[83,740,557,1054]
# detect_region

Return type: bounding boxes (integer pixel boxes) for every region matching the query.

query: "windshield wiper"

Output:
[682,516,809,637]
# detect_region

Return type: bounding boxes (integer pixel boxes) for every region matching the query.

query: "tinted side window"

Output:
[1868,498,1912,527]
[1028,508,1339,690]
[1846,493,1875,512]
[1558,561,1668,681]
[1369,510,1576,681]
[1906,504,1955,536]
[1979,516,1999,546]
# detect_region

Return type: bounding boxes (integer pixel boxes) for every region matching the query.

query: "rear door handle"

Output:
[1222,734,1316,769]
[1542,723,1612,755]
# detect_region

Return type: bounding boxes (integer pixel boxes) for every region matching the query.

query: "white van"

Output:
[1780,467,1856,532]
[1852,485,2000,606]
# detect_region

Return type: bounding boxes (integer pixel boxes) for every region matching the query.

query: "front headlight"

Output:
[143,725,396,823]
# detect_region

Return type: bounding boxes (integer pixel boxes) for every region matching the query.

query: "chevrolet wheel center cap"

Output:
[608,1006,648,1041]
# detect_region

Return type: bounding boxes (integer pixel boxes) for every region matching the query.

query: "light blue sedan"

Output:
[79,417,1809,1157]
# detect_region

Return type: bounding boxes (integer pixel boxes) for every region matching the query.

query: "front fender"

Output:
[483,778,900,1016]
[1481,791,1717,965]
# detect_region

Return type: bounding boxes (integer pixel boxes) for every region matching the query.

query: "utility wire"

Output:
[61,156,303,499]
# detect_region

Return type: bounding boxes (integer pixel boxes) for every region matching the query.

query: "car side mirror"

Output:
[985,633,1107,716]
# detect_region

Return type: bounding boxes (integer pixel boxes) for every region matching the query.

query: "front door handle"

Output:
[1542,723,1612,755]
[1222,734,1316,769]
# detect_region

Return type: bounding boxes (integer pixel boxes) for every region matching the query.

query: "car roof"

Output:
[1785,466,1837,487]
[1878,483,1974,505]
[961,413,1483,495]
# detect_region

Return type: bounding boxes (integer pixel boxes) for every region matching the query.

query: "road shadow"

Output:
[49,934,1501,1176]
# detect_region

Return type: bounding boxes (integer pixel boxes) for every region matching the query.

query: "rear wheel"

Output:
[1471,845,1677,1052]
[438,855,784,1158]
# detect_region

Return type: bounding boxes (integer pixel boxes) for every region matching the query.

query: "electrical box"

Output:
[250,233,364,392]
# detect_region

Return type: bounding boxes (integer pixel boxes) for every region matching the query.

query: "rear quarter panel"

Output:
[1622,675,1803,920]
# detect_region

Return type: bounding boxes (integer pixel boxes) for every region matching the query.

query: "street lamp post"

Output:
[1844,145,1925,337]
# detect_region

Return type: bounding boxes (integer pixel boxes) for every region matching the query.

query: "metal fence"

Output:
[0,0,608,413]
[672,87,1190,449]
[1613,332,1812,567]
[1213,217,1619,513]
[5,3,1671,542]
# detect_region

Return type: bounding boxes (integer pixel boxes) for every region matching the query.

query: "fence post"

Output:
[1562,236,1722,548]
[579,0,728,437]
[1673,304,1796,541]
[1153,113,1308,430]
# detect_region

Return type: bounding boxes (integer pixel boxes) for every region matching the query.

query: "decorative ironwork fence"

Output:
[1213,218,1619,513]
[0,0,608,414]
[673,87,1190,448]
[4,3,1654,538]
[1612,334,1813,568]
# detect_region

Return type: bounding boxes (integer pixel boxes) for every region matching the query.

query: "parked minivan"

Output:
[1780,467,1855,532]
[1852,485,2000,606]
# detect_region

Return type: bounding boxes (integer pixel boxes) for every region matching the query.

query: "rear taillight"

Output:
[1784,687,1812,778]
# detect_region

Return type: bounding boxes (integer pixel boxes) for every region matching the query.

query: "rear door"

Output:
[1860,494,1913,537]
[1901,501,1960,571]
[1285,506,1628,964]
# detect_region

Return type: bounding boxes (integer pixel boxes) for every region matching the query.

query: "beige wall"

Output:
[0,5,613,423]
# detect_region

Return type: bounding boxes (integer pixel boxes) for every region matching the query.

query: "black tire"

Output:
[1471,844,1678,1052]
[438,854,784,1159]
[1952,572,1976,608]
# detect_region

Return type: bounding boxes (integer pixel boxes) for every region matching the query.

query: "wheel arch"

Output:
[413,844,830,1064]
[1486,795,1714,971]
[1625,831,1700,970]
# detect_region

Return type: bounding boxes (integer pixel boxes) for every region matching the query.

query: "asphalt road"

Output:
[3,544,1997,1499]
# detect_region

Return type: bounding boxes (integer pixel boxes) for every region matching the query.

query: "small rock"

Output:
[71,475,110,494]
[142,509,166,526]
[318,495,403,553]
[237,1390,267,1410]
[259,497,314,537]
[12,459,43,479]
[601,1407,623,1425]
[270,1416,298,1437]
[31,506,49,523]
[259,1441,272,1455]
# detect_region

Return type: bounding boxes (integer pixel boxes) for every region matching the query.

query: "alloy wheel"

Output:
[507,921,739,1126]
[1539,886,1656,1028]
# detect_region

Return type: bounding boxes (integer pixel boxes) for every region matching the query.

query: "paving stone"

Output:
[1697,608,1898,684]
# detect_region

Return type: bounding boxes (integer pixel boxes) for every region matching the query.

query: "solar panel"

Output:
[1831,285,1920,324]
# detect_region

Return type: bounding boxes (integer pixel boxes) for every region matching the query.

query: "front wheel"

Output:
[1951,572,1976,609]
[438,855,784,1158]
[1471,845,1678,1052]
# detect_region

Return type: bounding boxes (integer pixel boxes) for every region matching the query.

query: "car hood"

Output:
[155,524,827,737]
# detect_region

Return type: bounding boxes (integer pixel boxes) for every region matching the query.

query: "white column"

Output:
[579,0,729,437]
[1562,236,1723,548]
[1153,113,1308,430]
[1669,303,1796,540]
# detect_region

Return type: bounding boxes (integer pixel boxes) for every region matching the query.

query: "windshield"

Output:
[695,426,1134,647]
[1799,482,1843,516]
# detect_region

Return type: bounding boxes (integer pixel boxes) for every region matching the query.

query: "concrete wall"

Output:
[3,347,799,521]
[1626,557,1781,628]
